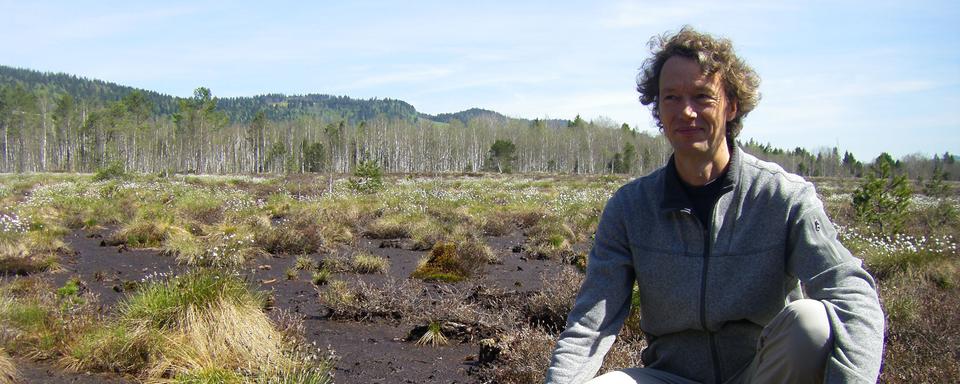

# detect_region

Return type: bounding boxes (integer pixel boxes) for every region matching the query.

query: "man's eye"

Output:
[662,95,678,101]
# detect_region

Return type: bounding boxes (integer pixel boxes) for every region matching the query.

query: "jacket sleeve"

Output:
[787,186,885,384]
[545,190,636,384]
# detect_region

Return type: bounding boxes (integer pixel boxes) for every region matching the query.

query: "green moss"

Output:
[411,242,469,282]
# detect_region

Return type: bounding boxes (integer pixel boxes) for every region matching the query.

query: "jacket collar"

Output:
[661,140,740,211]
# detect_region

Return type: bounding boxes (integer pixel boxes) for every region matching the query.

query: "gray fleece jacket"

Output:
[546,146,884,384]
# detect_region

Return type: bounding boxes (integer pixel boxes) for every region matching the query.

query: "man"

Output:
[546,27,884,384]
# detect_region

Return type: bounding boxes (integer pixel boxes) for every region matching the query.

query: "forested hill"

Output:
[0,65,179,115]
[0,65,511,126]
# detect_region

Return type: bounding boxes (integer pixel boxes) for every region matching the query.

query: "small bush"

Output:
[348,160,384,193]
[319,280,355,316]
[93,161,127,181]
[318,253,350,273]
[257,211,326,255]
[526,218,576,261]
[351,252,389,274]
[285,268,299,281]
[852,153,912,234]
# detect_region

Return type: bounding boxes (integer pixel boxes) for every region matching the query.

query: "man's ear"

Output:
[726,96,738,123]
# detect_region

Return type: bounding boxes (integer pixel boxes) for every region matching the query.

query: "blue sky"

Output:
[2,0,957,161]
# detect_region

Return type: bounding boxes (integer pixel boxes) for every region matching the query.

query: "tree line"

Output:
[0,65,957,181]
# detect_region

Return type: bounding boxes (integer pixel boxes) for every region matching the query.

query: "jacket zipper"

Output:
[695,211,723,384]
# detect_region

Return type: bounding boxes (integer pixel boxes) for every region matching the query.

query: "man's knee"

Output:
[779,299,831,353]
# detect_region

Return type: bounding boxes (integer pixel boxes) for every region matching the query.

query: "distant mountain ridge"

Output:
[0,64,567,126]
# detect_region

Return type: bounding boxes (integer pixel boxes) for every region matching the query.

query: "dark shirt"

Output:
[680,171,730,227]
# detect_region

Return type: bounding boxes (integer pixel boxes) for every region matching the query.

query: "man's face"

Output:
[657,56,737,161]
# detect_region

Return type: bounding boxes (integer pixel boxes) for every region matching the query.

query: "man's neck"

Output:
[674,140,731,187]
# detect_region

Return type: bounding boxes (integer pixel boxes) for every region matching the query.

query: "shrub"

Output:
[318,252,350,273]
[319,280,355,316]
[163,228,204,261]
[351,252,389,274]
[93,161,127,181]
[852,153,912,234]
[480,212,515,236]
[348,160,384,193]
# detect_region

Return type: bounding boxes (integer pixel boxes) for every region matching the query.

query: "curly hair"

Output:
[636,26,760,140]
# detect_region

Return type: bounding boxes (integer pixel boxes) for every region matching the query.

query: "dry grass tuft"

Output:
[148,299,287,379]
[0,242,54,274]
[109,219,173,247]
[480,327,555,384]
[415,321,449,347]
[351,252,390,274]
[524,267,583,332]
[0,347,18,384]
[364,216,410,239]
[480,213,516,236]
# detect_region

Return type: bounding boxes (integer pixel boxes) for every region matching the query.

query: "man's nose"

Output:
[681,99,697,119]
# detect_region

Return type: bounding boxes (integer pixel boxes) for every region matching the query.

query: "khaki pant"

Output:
[587,299,832,384]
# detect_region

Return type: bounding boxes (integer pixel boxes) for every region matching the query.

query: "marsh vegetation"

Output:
[0,171,956,383]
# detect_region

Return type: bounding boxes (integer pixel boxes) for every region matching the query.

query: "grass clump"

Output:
[364,215,410,239]
[255,209,326,255]
[62,324,159,373]
[294,255,317,271]
[526,217,576,261]
[0,242,56,275]
[478,327,554,384]
[311,268,331,286]
[411,242,470,283]
[351,252,389,274]
[0,347,18,384]
[119,270,265,331]
[414,321,449,347]
[62,269,336,382]
[110,219,175,248]
[0,279,97,361]
[524,267,583,332]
